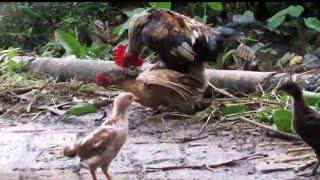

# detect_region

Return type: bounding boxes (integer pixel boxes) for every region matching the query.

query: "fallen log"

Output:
[12,56,318,93]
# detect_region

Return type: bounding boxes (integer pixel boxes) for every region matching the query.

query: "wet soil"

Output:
[0,103,317,180]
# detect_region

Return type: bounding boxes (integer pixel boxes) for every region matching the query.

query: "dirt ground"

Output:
[0,102,318,180]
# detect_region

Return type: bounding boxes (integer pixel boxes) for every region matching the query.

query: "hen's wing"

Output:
[75,126,117,160]
[142,9,217,62]
[137,69,204,103]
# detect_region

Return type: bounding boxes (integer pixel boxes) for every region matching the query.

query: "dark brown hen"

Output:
[277,81,320,176]
[123,8,253,76]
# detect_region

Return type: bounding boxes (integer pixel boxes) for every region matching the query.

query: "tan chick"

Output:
[62,92,139,180]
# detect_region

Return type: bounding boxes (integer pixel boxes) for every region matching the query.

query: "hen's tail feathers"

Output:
[62,144,77,158]
[217,20,256,39]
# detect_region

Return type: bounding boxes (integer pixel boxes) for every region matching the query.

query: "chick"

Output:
[62,92,139,180]
[277,81,320,176]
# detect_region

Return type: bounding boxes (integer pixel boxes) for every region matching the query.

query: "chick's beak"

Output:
[132,95,140,102]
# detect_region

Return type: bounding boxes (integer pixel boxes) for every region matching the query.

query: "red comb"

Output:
[113,44,143,68]
[95,72,111,87]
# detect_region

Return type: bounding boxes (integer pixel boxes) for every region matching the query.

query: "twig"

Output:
[207,81,235,98]
[146,153,267,172]
[239,116,300,140]
[295,160,318,172]
[211,110,257,130]
[287,147,312,153]
[29,111,42,122]
[198,108,217,135]
[174,134,209,143]
[276,154,315,163]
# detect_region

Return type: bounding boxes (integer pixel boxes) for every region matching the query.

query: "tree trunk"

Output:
[13,56,318,93]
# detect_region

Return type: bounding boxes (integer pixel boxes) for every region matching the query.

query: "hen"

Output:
[62,92,139,180]
[121,8,253,75]
[277,81,320,176]
[96,67,205,114]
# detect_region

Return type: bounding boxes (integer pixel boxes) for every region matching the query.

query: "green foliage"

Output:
[149,2,172,10]
[267,5,304,31]
[53,30,112,59]
[0,48,22,75]
[273,108,292,133]
[187,106,214,123]
[233,10,254,22]
[113,8,147,38]
[303,91,320,108]
[68,104,97,116]
[304,17,320,32]
[0,2,111,50]
[206,2,223,12]
[55,30,86,58]
[220,103,251,116]
[276,52,295,68]
[188,2,223,24]
[257,109,273,123]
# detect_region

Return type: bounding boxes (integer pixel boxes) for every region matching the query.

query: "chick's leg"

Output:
[311,152,320,176]
[311,161,320,176]
[301,152,320,177]
[101,164,113,180]
[90,167,98,180]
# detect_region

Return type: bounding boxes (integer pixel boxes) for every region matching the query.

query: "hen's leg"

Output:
[299,152,320,176]
[89,167,98,180]
[101,164,113,180]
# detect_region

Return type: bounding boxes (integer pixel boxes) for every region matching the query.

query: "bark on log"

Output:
[12,56,318,93]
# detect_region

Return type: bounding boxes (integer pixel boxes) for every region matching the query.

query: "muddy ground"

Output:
[0,102,317,180]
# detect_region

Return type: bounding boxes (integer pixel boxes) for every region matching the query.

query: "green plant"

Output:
[53,30,112,60]
[188,2,223,24]
[149,2,172,10]
[0,2,112,51]
[266,5,320,53]
[113,8,147,38]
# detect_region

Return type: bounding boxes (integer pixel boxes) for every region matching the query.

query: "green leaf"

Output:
[303,91,320,108]
[287,5,304,17]
[124,8,146,17]
[206,2,223,12]
[55,30,86,58]
[233,10,254,23]
[257,109,273,123]
[6,60,22,73]
[112,25,121,36]
[267,15,286,31]
[117,8,147,37]
[276,52,295,68]
[68,104,97,116]
[267,5,304,31]
[220,49,234,68]
[221,103,251,116]
[187,106,214,123]
[5,49,18,60]
[304,17,320,32]
[87,43,112,59]
[149,2,171,10]
[251,43,265,53]
[273,108,292,133]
